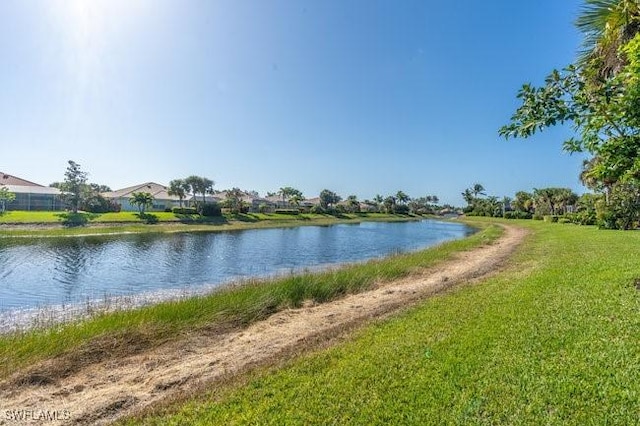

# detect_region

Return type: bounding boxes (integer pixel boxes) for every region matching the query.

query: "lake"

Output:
[0,220,474,314]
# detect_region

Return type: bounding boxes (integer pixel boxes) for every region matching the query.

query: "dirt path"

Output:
[0,225,528,425]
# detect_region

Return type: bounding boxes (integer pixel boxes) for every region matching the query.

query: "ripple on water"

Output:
[0,220,475,328]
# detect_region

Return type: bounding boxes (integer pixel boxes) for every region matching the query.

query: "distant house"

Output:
[214,190,276,212]
[301,197,321,209]
[262,195,320,211]
[186,194,224,206]
[102,182,183,212]
[264,195,290,209]
[0,172,62,211]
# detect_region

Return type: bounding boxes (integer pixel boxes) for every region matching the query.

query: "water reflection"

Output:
[0,220,474,311]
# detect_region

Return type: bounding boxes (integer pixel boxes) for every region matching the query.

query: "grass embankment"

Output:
[0,211,418,237]
[0,223,500,381]
[130,220,640,425]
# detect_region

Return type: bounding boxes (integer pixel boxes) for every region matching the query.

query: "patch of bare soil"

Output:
[0,225,528,425]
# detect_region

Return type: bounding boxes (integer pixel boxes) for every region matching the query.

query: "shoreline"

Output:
[0,219,471,334]
[0,213,434,238]
[0,224,521,425]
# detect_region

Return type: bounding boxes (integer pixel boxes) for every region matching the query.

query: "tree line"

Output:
[461,182,613,227]
[500,0,640,229]
[2,161,443,217]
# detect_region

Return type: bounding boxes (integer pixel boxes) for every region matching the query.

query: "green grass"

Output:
[129,220,640,425]
[0,222,499,381]
[0,211,66,223]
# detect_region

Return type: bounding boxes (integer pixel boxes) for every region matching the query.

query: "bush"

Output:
[82,194,120,213]
[595,181,640,230]
[543,215,559,223]
[564,211,596,226]
[258,203,271,213]
[172,207,198,215]
[558,217,572,224]
[393,204,410,215]
[310,205,325,214]
[275,209,300,215]
[504,211,532,220]
[201,203,222,217]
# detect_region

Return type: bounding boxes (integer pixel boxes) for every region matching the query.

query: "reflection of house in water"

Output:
[0,172,63,211]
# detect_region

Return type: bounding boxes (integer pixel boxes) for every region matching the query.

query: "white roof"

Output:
[1,185,61,195]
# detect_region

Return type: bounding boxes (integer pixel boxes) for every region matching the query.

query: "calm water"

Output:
[0,220,474,311]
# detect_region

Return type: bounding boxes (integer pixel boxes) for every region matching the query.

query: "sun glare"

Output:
[47,0,150,49]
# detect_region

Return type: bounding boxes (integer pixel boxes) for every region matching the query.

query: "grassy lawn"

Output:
[129,220,640,425]
[0,223,499,381]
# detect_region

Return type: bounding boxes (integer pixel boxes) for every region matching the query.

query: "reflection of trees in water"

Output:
[0,243,10,279]
[2,221,476,310]
[130,233,158,251]
[48,238,94,299]
[159,233,193,284]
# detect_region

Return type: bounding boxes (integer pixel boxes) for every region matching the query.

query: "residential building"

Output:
[102,182,183,212]
[0,172,63,211]
[215,190,276,212]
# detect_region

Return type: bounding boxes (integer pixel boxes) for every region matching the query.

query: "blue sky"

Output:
[1,0,586,205]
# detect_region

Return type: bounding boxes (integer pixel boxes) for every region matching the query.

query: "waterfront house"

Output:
[214,190,276,212]
[0,172,62,211]
[102,182,183,212]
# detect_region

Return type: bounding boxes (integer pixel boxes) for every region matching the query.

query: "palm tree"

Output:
[461,189,474,206]
[576,0,640,79]
[186,176,215,212]
[533,188,553,215]
[425,195,439,206]
[513,191,534,213]
[502,196,512,216]
[130,192,154,215]
[373,194,384,211]
[319,189,341,209]
[383,196,396,214]
[472,183,486,198]
[225,187,245,214]
[345,195,360,213]
[278,187,303,208]
[168,179,190,208]
[289,194,304,208]
[395,191,410,205]
[580,156,616,202]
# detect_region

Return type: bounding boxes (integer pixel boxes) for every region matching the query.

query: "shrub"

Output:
[82,194,120,213]
[543,215,559,223]
[595,181,640,230]
[258,203,271,213]
[275,209,300,215]
[172,207,198,215]
[201,202,222,217]
[558,217,572,224]
[393,204,410,215]
[532,213,544,220]
[504,211,532,219]
[310,205,325,214]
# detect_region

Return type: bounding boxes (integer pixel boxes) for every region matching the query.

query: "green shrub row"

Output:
[172,207,198,215]
[274,209,300,215]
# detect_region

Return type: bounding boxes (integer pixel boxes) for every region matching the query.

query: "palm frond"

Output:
[575,0,640,77]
